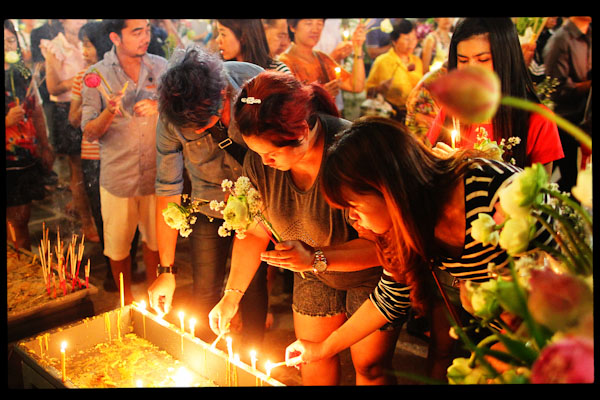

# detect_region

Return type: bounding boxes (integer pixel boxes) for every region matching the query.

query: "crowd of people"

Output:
[5,17,591,385]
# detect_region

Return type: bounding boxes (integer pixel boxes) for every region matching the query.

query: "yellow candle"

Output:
[342,29,350,40]
[117,309,122,341]
[119,272,124,308]
[334,66,341,80]
[60,342,67,382]
[250,350,257,370]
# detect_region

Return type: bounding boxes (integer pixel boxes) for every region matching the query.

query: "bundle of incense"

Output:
[85,259,90,288]
[38,240,50,294]
[68,240,77,291]
[76,234,85,288]
[8,222,19,260]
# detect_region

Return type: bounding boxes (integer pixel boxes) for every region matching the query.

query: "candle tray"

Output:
[14,305,286,388]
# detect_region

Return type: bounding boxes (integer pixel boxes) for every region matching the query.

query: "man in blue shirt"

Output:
[82,19,167,304]
[149,46,268,353]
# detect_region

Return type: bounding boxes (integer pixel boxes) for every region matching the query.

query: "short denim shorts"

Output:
[292,267,383,319]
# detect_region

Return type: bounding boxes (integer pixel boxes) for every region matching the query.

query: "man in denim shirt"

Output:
[82,19,167,304]
[149,46,268,352]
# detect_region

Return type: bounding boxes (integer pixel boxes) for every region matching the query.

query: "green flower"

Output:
[5,51,20,64]
[498,217,536,256]
[469,280,500,320]
[162,202,192,237]
[222,195,250,231]
[471,213,500,246]
[516,163,548,208]
[447,357,488,384]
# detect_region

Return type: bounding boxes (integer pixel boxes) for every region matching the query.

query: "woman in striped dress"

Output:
[284,117,554,378]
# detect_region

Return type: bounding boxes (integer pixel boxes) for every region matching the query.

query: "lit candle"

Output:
[342,29,350,41]
[250,349,257,370]
[178,311,185,332]
[451,130,458,149]
[189,318,196,338]
[226,336,233,360]
[119,272,124,308]
[139,300,147,338]
[334,66,341,80]
[136,379,143,388]
[60,341,67,382]
[265,360,273,378]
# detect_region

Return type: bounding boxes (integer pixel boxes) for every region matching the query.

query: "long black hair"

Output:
[447,18,541,167]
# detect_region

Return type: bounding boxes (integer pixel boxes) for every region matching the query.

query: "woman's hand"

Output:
[208,292,241,336]
[431,141,458,159]
[260,241,314,273]
[285,338,328,366]
[323,79,341,99]
[5,104,26,126]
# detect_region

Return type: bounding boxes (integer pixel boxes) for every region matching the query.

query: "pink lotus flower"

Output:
[527,268,593,332]
[427,66,501,124]
[530,336,594,383]
[84,72,101,88]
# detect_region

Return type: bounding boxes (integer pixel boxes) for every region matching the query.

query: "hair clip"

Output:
[241,96,261,105]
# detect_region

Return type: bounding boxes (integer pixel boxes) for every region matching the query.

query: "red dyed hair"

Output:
[234,71,339,147]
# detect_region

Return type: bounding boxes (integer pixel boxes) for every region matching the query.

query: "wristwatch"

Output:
[312,249,328,274]
[157,264,178,277]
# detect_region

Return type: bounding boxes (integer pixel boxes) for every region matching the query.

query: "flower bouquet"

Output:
[162,195,209,238]
[210,176,281,243]
[448,163,593,384]
[428,65,593,384]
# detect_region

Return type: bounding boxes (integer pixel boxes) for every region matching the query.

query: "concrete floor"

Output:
[7,156,431,388]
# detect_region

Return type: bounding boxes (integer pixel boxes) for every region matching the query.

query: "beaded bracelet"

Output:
[224,288,245,296]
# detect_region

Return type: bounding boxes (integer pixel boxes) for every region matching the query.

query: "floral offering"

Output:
[162,195,208,238]
[210,176,281,242]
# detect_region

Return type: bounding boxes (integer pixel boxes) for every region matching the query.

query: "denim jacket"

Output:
[155,61,264,219]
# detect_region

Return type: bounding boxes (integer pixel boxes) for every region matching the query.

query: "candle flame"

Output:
[61,341,67,351]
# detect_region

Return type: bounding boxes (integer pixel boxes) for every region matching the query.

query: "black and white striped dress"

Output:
[370,158,555,324]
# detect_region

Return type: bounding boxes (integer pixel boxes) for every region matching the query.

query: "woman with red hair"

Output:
[208,71,401,385]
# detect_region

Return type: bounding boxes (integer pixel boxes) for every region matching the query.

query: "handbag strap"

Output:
[430,265,463,328]
[208,120,247,166]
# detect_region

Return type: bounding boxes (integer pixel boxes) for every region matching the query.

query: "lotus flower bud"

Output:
[84,72,102,88]
[427,66,501,124]
[530,336,594,383]
[527,268,593,332]
[470,213,499,246]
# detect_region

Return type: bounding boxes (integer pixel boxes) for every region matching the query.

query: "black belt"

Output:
[208,121,247,166]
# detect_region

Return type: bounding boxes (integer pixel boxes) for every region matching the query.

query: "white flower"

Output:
[571,165,592,209]
[380,19,394,33]
[221,179,233,192]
